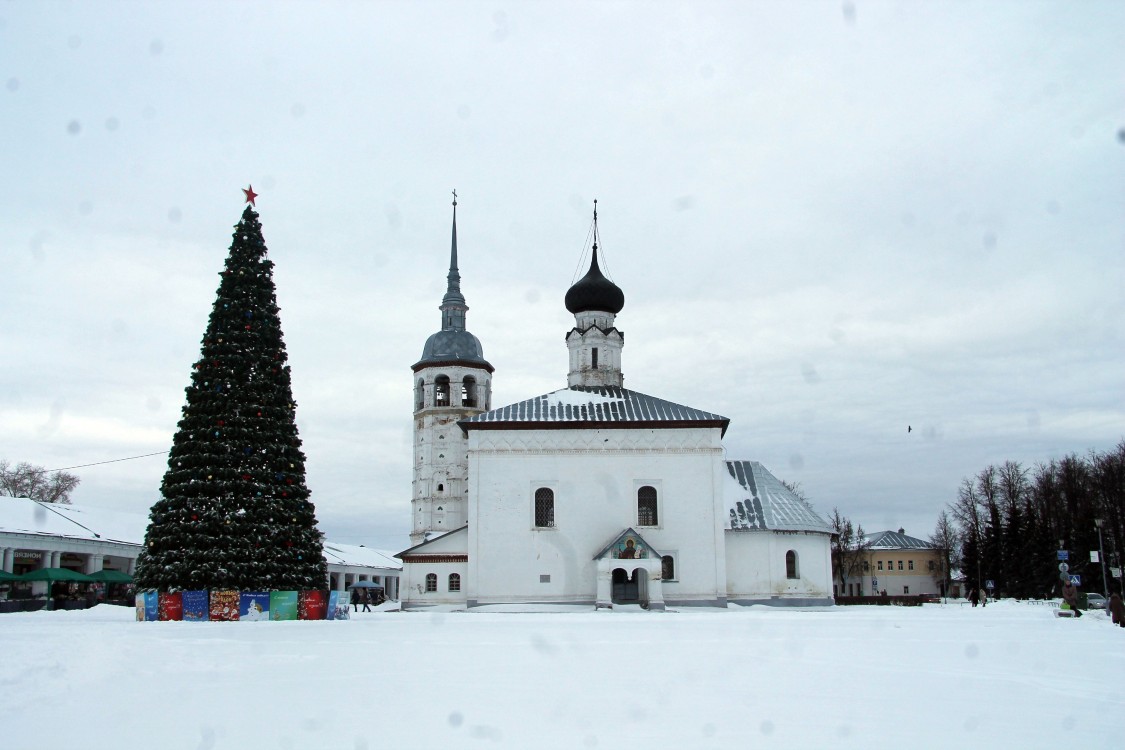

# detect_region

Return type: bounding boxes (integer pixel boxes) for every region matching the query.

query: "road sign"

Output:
[1058,562,1069,573]
[1057,550,1069,560]
[872,578,878,588]
[1091,551,1100,563]
[1069,574,1081,586]
[985,580,995,590]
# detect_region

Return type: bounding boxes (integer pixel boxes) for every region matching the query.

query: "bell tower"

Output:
[410,192,493,545]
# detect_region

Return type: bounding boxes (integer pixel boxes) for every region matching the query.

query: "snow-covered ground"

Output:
[1,600,1122,749]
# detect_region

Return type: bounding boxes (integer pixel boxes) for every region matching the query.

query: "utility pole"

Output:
[1095,519,1109,603]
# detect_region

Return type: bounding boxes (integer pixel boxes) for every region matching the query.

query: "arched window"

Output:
[534,487,555,528]
[637,486,658,526]
[425,573,437,592]
[661,555,675,581]
[416,378,425,410]
[437,483,444,493]
[461,376,476,407]
[786,550,800,580]
[435,375,450,407]
[448,573,461,592]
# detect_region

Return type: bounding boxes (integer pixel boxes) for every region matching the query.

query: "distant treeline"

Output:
[943,440,1124,599]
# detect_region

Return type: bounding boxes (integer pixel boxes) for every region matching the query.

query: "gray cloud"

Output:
[1,1,1122,548]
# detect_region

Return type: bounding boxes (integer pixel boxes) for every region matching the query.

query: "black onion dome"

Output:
[565,247,624,314]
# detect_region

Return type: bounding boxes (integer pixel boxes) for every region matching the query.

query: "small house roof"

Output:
[864,530,935,550]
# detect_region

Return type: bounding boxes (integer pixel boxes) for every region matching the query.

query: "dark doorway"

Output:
[611,568,640,604]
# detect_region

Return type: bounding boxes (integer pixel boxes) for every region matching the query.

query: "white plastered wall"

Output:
[724,530,834,605]
[466,426,727,606]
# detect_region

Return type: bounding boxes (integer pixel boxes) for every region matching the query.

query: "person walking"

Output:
[350,587,360,612]
[1061,579,1082,617]
[1109,592,1124,628]
[969,588,979,607]
[361,588,371,612]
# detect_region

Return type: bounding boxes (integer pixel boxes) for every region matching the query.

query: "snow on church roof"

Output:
[724,461,832,534]
[460,386,729,434]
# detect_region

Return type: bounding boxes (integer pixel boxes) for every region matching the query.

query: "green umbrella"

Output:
[0,570,22,581]
[18,567,95,583]
[86,569,133,584]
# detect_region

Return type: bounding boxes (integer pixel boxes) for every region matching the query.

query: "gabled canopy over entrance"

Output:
[593,528,666,611]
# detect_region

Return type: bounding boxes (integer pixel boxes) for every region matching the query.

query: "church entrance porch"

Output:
[597,558,663,610]
[593,528,666,611]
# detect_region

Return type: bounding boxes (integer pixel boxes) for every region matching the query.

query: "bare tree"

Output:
[0,460,80,504]
[830,508,871,597]
[780,479,808,502]
[929,509,958,599]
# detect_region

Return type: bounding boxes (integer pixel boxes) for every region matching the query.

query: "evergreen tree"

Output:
[135,200,326,592]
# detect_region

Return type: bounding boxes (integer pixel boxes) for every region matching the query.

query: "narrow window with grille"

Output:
[637,486,658,526]
[534,487,555,528]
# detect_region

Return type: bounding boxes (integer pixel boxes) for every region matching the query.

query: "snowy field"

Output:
[2,600,1123,749]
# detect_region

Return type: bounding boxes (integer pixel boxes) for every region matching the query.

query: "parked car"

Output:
[1085,592,1107,610]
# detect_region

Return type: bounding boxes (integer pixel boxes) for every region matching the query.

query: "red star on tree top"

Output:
[243,185,258,206]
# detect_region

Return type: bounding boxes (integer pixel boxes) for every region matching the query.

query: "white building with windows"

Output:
[398,203,834,610]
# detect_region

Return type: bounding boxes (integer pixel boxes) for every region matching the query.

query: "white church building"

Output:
[397,201,834,610]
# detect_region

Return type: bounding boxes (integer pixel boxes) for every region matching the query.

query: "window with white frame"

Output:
[425,573,437,592]
[448,573,461,592]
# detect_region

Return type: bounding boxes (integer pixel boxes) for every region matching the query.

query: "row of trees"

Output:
[0,460,80,504]
[942,441,1125,599]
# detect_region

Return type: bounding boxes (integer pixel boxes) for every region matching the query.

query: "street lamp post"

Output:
[1095,519,1109,603]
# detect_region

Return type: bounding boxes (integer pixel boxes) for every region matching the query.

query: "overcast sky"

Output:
[2,1,1122,551]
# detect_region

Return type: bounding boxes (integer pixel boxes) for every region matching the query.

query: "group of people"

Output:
[349,586,382,612]
[1062,579,1125,627]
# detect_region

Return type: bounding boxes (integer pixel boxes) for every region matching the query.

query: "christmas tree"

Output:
[135,188,327,592]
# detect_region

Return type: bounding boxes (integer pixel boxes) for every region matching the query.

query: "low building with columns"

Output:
[398,203,834,610]
[0,496,400,605]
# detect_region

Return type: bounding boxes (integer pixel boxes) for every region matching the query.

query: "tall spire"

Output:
[443,189,465,309]
[413,190,492,371]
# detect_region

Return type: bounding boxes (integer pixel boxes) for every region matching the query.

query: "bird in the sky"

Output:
[907,425,912,433]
